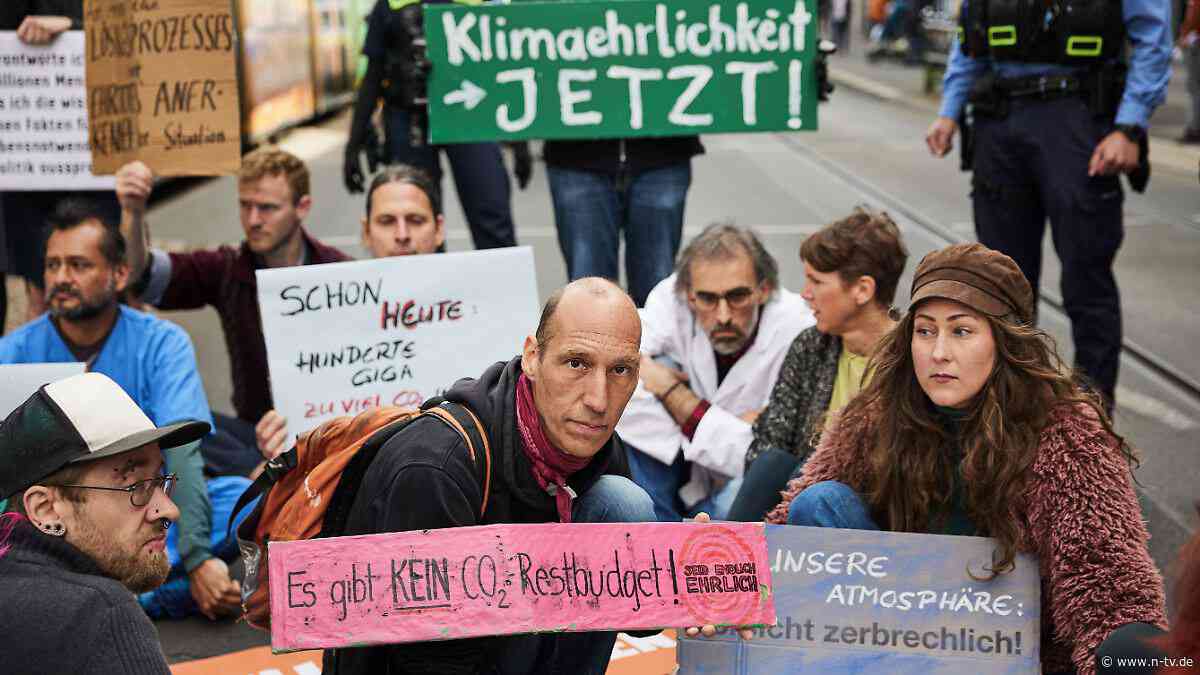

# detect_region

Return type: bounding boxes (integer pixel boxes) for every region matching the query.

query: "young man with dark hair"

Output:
[0,200,246,621]
[116,149,351,477]
[254,164,448,459]
[0,372,209,673]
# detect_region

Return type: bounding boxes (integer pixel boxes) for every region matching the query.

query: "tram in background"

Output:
[235,0,371,144]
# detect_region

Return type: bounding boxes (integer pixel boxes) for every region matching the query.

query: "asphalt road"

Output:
[146,85,1200,663]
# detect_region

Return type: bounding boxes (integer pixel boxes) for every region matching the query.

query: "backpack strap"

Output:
[317,415,421,538]
[424,402,493,520]
[226,446,298,535]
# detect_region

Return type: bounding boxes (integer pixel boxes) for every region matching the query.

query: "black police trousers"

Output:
[971,96,1124,405]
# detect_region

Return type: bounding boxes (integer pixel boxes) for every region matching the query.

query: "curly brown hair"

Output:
[843,307,1135,579]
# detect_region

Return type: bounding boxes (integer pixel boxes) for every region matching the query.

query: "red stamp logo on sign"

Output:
[679,526,767,626]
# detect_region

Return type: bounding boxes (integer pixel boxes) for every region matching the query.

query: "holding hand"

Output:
[116,161,154,214]
[188,557,242,620]
[17,16,71,45]
[683,512,758,641]
[255,410,289,461]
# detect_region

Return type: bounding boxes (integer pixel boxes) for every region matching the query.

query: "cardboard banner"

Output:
[0,33,115,189]
[255,248,540,443]
[84,0,240,175]
[678,525,1041,674]
[424,0,819,143]
[0,363,87,416]
[268,522,776,652]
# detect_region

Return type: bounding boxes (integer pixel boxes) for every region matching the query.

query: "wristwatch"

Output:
[1114,124,1146,144]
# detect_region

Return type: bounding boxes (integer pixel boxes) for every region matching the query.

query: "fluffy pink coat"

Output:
[766,403,1167,675]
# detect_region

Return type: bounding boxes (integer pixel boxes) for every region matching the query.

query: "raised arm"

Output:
[116,161,155,286]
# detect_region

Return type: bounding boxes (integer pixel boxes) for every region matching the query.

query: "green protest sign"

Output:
[424,0,818,143]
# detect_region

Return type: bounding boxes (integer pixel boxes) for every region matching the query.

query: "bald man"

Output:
[325,278,657,675]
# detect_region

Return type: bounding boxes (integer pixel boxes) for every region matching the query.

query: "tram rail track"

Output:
[774,131,1200,406]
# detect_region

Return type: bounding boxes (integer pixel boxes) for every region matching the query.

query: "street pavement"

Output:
[87,72,1199,670]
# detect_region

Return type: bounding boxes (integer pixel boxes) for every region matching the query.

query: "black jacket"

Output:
[325,356,633,674]
[0,1,83,30]
[543,136,704,175]
[0,519,171,674]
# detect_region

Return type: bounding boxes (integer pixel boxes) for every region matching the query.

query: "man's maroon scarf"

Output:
[515,373,591,523]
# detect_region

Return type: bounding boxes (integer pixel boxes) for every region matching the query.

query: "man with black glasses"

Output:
[0,372,209,673]
[616,224,813,522]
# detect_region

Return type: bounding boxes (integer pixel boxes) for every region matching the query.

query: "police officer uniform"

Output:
[937,0,1172,406]
[345,0,518,250]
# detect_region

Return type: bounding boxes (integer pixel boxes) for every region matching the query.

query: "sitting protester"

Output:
[0,200,248,621]
[117,149,351,478]
[324,277,657,674]
[728,209,908,521]
[616,224,813,522]
[254,165,447,459]
[767,243,1167,675]
[0,372,209,674]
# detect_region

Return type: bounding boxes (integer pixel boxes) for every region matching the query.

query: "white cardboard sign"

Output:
[0,32,115,190]
[0,363,87,417]
[256,248,540,440]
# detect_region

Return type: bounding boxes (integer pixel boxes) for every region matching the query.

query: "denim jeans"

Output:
[625,445,743,522]
[547,162,691,307]
[138,475,257,619]
[384,107,516,250]
[786,480,880,530]
[488,475,656,674]
[727,447,803,522]
[199,412,260,478]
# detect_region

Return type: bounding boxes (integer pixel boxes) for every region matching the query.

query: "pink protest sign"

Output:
[268,522,775,652]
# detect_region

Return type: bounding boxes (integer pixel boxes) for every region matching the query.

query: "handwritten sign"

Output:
[0,363,87,417]
[0,33,114,189]
[84,0,240,175]
[255,248,540,442]
[424,0,818,143]
[678,525,1041,674]
[268,522,776,651]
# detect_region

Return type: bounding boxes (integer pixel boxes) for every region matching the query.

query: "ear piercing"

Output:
[40,523,65,537]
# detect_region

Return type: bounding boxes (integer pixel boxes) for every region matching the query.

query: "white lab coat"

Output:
[616,274,814,508]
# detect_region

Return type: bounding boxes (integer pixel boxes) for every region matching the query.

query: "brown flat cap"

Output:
[909,243,1035,324]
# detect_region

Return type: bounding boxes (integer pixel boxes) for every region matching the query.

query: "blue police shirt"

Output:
[939,0,1173,127]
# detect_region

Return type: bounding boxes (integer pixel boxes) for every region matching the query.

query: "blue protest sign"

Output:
[678,524,1041,674]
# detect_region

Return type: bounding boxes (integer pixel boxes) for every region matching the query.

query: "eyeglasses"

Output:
[50,473,177,508]
[690,287,757,311]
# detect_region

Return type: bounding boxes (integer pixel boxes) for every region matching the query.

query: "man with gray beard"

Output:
[0,200,244,621]
[0,372,210,673]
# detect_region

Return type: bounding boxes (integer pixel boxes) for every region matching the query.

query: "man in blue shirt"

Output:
[924,0,1171,409]
[0,199,249,621]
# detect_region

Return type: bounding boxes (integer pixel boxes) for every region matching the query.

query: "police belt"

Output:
[994,73,1087,100]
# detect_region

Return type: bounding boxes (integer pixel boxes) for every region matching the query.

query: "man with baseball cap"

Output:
[0,372,209,674]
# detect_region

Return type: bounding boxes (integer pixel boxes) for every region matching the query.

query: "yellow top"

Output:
[828,347,870,414]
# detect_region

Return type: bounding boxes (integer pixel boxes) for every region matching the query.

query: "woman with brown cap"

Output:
[765,243,1167,675]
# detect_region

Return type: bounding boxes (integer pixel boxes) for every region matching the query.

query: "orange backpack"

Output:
[231,401,491,630]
